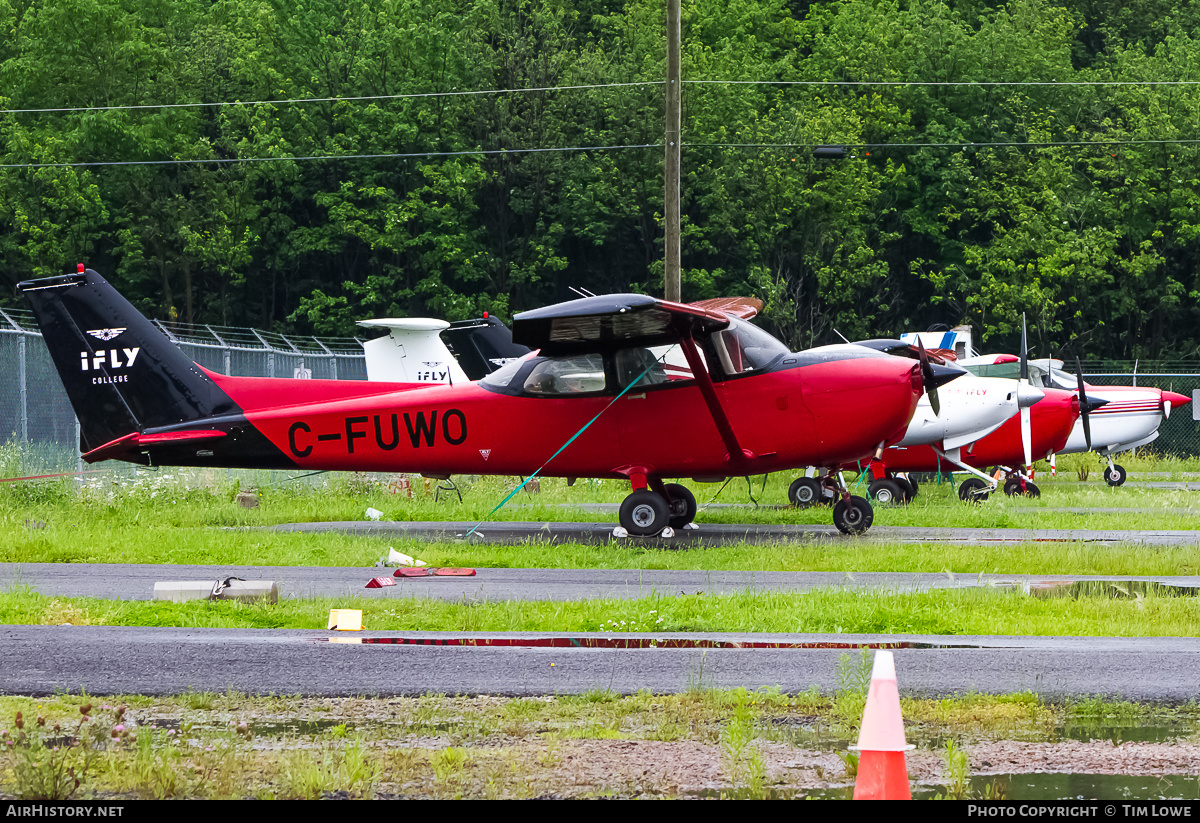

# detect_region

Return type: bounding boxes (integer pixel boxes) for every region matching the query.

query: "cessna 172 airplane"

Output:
[904,326,1191,488]
[784,340,1045,505]
[20,267,961,535]
[963,355,1190,487]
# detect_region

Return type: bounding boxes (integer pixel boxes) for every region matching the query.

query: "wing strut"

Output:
[679,335,753,467]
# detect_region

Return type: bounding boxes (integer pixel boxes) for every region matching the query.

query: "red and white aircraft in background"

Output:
[788,339,1076,505]
[961,354,1190,486]
[22,268,959,535]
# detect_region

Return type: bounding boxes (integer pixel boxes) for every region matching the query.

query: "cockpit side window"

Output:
[479,352,536,391]
[615,347,669,388]
[522,353,607,395]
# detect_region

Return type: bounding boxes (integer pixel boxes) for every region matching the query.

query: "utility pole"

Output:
[664,0,681,302]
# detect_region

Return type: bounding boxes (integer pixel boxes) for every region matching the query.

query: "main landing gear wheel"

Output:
[663,483,697,528]
[1003,478,1041,498]
[788,477,823,508]
[1104,464,1127,487]
[867,478,905,505]
[895,476,917,501]
[958,478,990,503]
[619,490,669,536]
[833,496,873,535]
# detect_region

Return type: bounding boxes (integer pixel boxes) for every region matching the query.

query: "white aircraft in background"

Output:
[358,314,528,384]
[789,339,1045,505]
[962,354,1190,486]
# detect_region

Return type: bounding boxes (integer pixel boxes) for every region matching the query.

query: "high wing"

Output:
[689,296,762,321]
[513,294,729,354]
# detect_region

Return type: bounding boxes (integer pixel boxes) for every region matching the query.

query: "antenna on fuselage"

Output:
[568,286,597,298]
[834,329,851,344]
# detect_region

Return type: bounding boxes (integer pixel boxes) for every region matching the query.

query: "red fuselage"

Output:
[216,353,924,480]
[868,387,1080,472]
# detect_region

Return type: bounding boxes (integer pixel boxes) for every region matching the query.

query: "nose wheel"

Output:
[833,496,873,534]
[1104,463,1127,487]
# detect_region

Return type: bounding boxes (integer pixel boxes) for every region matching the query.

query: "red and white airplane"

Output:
[787,339,1073,505]
[856,383,1093,501]
[963,355,1190,486]
[21,267,961,535]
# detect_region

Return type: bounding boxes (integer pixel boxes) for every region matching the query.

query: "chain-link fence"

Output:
[0,307,368,473]
[3,312,1199,472]
[1079,361,1200,457]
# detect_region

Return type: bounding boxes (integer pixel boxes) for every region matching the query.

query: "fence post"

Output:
[18,332,28,443]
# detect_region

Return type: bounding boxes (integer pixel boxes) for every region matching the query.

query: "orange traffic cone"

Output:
[851,650,914,799]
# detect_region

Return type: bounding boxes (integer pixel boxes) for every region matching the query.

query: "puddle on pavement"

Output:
[1023,580,1200,599]
[1062,719,1200,744]
[803,772,1200,800]
[769,717,1199,749]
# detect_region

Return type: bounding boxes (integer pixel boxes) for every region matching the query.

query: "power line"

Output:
[2,77,1192,117]
[6,136,1195,169]
[688,80,1200,87]
[0,82,661,116]
[0,143,661,170]
[690,138,1200,150]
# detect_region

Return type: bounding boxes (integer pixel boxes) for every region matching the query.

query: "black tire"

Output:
[833,496,874,535]
[619,490,669,536]
[1005,478,1040,498]
[958,478,990,503]
[788,477,823,508]
[1105,464,1127,487]
[868,478,904,505]
[663,483,697,528]
[896,475,917,500]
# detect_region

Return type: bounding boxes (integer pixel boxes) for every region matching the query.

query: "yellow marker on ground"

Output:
[327,609,363,631]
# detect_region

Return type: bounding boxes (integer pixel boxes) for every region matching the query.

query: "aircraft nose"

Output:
[1016,383,1045,409]
[1162,390,1191,419]
[927,362,967,390]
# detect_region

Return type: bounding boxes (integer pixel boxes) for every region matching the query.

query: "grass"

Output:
[1,689,1196,799]
[3,460,1200,574]
[1,584,1197,636]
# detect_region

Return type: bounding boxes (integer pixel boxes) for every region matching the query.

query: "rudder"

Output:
[19,267,237,453]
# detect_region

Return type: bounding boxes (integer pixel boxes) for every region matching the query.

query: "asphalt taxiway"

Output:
[5,515,1199,700]
[269,519,1200,546]
[3,625,1198,700]
[4,563,1199,602]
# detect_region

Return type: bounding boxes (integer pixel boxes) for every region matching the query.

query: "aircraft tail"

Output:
[19,267,242,460]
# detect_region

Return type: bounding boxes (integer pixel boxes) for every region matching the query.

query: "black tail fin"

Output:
[441,316,531,380]
[19,268,237,453]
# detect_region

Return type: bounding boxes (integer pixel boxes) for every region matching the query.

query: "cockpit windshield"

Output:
[479,351,537,391]
[711,318,790,375]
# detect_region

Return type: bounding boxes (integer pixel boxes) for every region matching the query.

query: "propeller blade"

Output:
[1075,357,1092,452]
[1019,314,1031,468]
[917,337,940,416]
[1021,405,1032,469]
[1020,314,1029,382]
